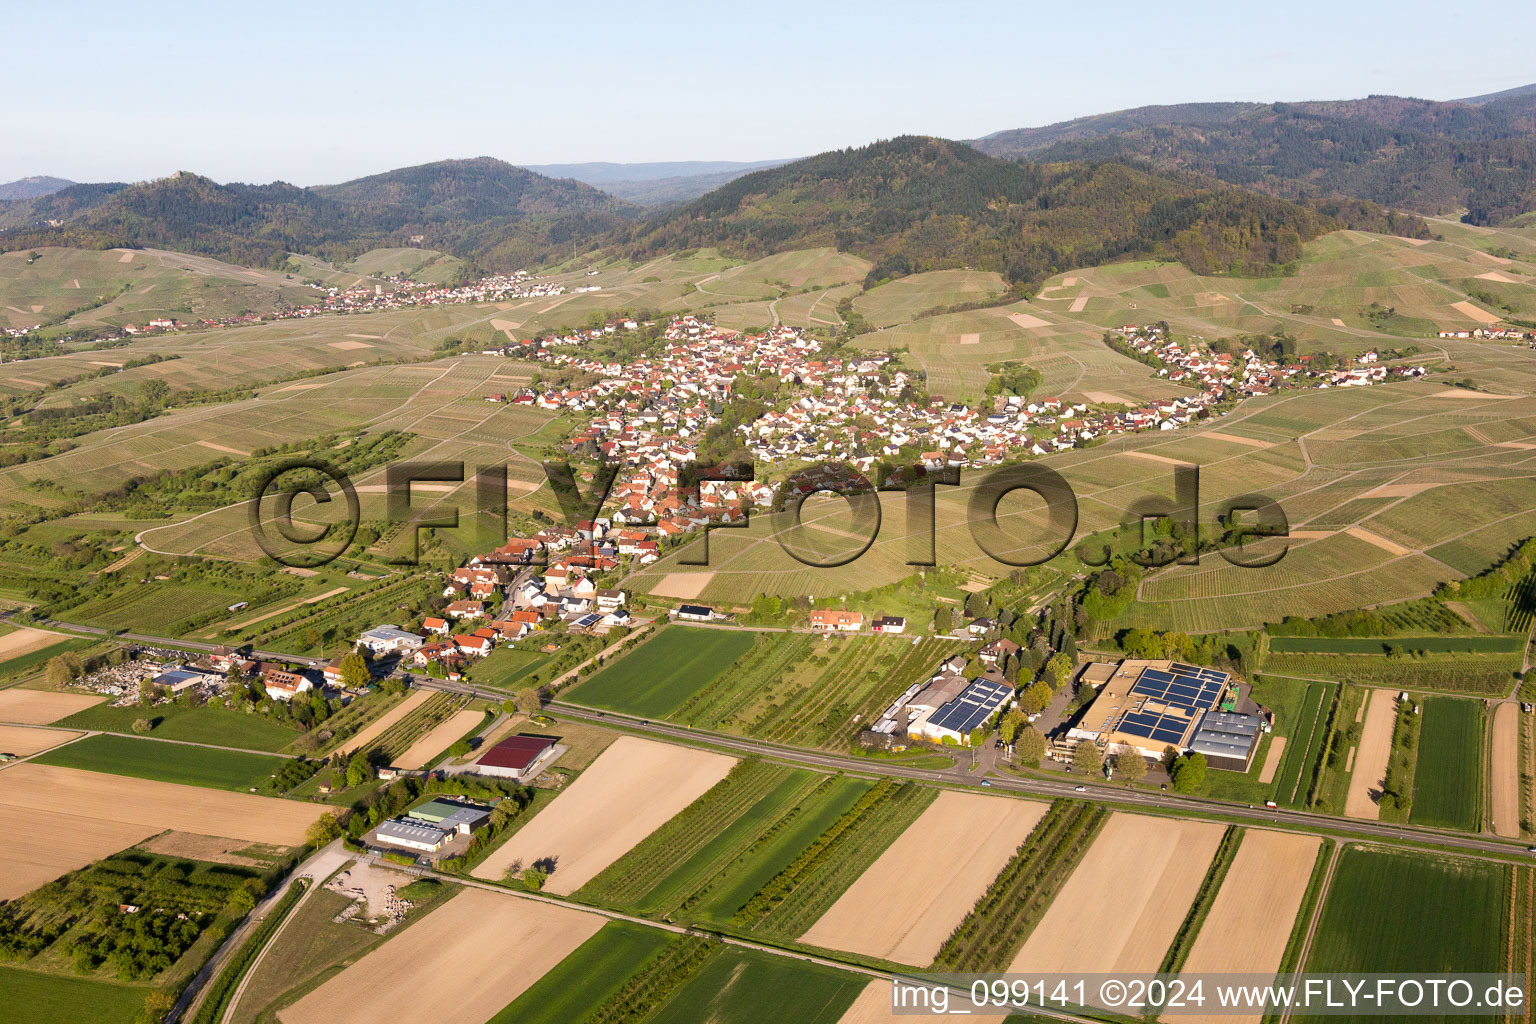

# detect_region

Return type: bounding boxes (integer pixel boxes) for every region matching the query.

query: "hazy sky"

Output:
[8,0,1535,185]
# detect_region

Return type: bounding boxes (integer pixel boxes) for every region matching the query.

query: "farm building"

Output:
[473,735,559,781]
[1188,712,1265,772]
[870,615,906,634]
[673,604,717,622]
[920,677,1013,744]
[374,817,453,853]
[357,626,425,655]
[1068,660,1235,761]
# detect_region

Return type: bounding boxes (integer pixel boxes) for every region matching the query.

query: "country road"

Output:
[409,675,1536,865]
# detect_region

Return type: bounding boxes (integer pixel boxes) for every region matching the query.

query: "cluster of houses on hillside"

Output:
[353,525,632,678]
[2,269,569,341]
[1118,324,1427,395]
[1437,327,1533,340]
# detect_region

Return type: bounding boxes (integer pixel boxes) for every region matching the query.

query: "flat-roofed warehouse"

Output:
[1189,711,1264,772]
[374,817,453,853]
[921,677,1013,744]
[1068,660,1238,762]
[473,735,558,781]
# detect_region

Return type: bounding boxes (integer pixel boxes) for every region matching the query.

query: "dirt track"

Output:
[0,724,82,758]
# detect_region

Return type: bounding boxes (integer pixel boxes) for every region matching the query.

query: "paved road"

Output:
[173,840,348,1024]
[412,673,1532,862]
[23,614,326,668]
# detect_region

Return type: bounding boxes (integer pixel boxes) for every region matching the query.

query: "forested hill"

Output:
[973,90,1536,225]
[0,175,75,201]
[611,136,1422,290]
[0,159,635,270]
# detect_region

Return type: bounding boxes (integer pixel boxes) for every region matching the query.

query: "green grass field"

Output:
[0,964,147,1024]
[1300,848,1506,1022]
[469,645,551,688]
[646,946,865,1024]
[53,702,300,752]
[1410,697,1486,831]
[32,733,292,791]
[686,776,873,927]
[486,921,675,1024]
[1199,675,1330,807]
[565,626,756,718]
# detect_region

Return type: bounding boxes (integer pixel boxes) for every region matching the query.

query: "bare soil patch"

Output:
[0,627,70,662]
[1257,737,1287,784]
[1331,317,1348,326]
[1451,300,1502,324]
[1429,388,1517,399]
[327,340,374,350]
[0,763,322,898]
[339,690,431,755]
[136,831,284,867]
[1491,702,1519,839]
[117,251,135,262]
[280,887,604,1024]
[1009,814,1223,977]
[0,687,103,724]
[1201,431,1274,449]
[0,724,82,758]
[1362,482,1437,499]
[801,792,1047,965]
[1006,312,1050,330]
[1476,271,1518,283]
[395,708,483,770]
[1174,830,1321,1023]
[1344,689,1395,819]
[1344,527,1411,556]
[1122,450,1191,467]
[472,735,735,894]
[1083,392,1130,405]
[957,333,980,345]
[648,572,714,599]
[196,440,252,456]
[1069,295,1089,312]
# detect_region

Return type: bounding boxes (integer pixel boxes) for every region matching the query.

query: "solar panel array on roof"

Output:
[1112,663,1230,747]
[928,678,1012,736]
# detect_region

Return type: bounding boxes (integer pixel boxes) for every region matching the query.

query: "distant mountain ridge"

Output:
[523,159,795,206]
[973,87,1536,224]
[0,159,635,270]
[0,175,75,202]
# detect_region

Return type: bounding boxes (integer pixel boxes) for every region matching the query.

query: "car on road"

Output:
[1073,785,1086,792]
[980,779,992,787]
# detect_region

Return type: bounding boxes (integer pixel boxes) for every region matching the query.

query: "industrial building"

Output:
[1068,660,1259,768]
[374,818,453,853]
[473,735,559,781]
[407,798,492,834]
[1189,712,1266,772]
[921,677,1014,744]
